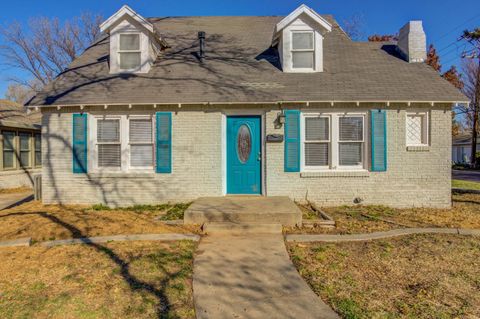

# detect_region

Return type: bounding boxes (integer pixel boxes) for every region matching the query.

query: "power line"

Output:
[432,12,480,43]
[440,43,467,59]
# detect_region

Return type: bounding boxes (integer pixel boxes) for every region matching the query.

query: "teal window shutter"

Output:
[284,110,301,172]
[370,110,387,172]
[72,113,88,173]
[156,112,172,173]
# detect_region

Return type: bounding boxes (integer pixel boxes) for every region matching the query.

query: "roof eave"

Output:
[100,5,154,34]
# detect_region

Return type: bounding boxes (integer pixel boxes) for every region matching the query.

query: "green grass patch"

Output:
[157,203,192,221]
[452,179,480,190]
[89,202,191,220]
[91,203,111,211]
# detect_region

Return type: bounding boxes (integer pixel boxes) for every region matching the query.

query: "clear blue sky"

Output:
[1,0,479,97]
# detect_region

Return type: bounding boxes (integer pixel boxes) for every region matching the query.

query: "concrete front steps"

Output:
[184,196,302,227]
[203,222,282,235]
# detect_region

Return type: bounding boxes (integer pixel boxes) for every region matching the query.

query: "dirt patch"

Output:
[287,193,480,234]
[288,234,480,318]
[0,240,196,318]
[0,201,199,242]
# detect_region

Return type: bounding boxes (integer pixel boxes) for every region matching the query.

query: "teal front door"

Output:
[227,116,261,194]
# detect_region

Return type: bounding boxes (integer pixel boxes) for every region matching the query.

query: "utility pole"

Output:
[462,28,480,167]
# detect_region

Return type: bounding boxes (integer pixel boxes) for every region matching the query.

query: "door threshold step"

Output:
[202,223,283,235]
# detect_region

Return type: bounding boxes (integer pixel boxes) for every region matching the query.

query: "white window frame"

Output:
[91,114,157,173]
[93,115,123,171]
[405,111,429,146]
[301,111,367,172]
[118,33,142,72]
[127,114,155,171]
[291,30,315,71]
[302,115,330,170]
[337,114,365,170]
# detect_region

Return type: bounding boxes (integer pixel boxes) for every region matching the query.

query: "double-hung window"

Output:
[291,31,315,70]
[338,116,364,167]
[406,112,428,146]
[19,132,31,168]
[129,117,154,169]
[93,115,156,171]
[34,133,41,167]
[96,118,121,168]
[119,33,141,71]
[302,112,366,171]
[3,131,15,169]
[304,116,330,168]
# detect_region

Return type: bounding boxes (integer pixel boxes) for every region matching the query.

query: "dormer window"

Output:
[100,5,164,74]
[119,34,141,71]
[291,31,315,70]
[272,4,332,73]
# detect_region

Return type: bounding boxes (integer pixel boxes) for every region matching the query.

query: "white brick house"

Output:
[28,5,468,208]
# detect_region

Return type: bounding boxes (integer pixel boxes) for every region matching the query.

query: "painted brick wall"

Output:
[265,106,452,208]
[42,105,452,208]
[42,106,223,206]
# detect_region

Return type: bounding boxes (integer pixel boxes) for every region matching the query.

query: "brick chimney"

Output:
[397,21,426,63]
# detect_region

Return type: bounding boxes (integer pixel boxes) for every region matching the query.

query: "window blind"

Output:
[339,116,363,166]
[97,119,120,168]
[129,118,153,167]
[305,143,328,166]
[97,119,120,142]
[129,119,152,142]
[339,117,363,141]
[305,117,329,141]
[98,144,121,167]
[131,145,153,167]
[339,143,362,166]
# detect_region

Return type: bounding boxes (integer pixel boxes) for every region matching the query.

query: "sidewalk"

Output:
[193,234,339,319]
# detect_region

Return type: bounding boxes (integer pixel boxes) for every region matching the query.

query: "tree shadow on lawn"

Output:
[0,209,192,318]
[452,197,480,206]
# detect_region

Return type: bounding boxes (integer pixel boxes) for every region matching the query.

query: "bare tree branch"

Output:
[0,12,103,91]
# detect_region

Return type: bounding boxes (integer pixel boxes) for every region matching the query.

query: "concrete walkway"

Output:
[193,234,339,319]
[0,191,33,210]
[286,227,480,243]
[452,169,480,182]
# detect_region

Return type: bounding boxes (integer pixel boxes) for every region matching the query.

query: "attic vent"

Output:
[198,31,206,60]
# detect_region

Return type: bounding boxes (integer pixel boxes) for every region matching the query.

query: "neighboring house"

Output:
[0,99,42,189]
[452,134,480,164]
[26,5,468,208]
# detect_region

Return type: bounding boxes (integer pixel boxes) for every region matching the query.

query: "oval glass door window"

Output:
[237,124,252,163]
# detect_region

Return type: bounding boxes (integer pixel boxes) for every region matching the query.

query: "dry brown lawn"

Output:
[0,240,196,319]
[0,186,32,194]
[289,193,480,234]
[288,234,480,318]
[0,201,197,242]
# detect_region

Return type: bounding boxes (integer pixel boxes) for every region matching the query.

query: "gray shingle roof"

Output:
[0,99,41,129]
[27,15,468,107]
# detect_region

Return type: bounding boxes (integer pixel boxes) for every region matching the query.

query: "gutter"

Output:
[26,100,470,111]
